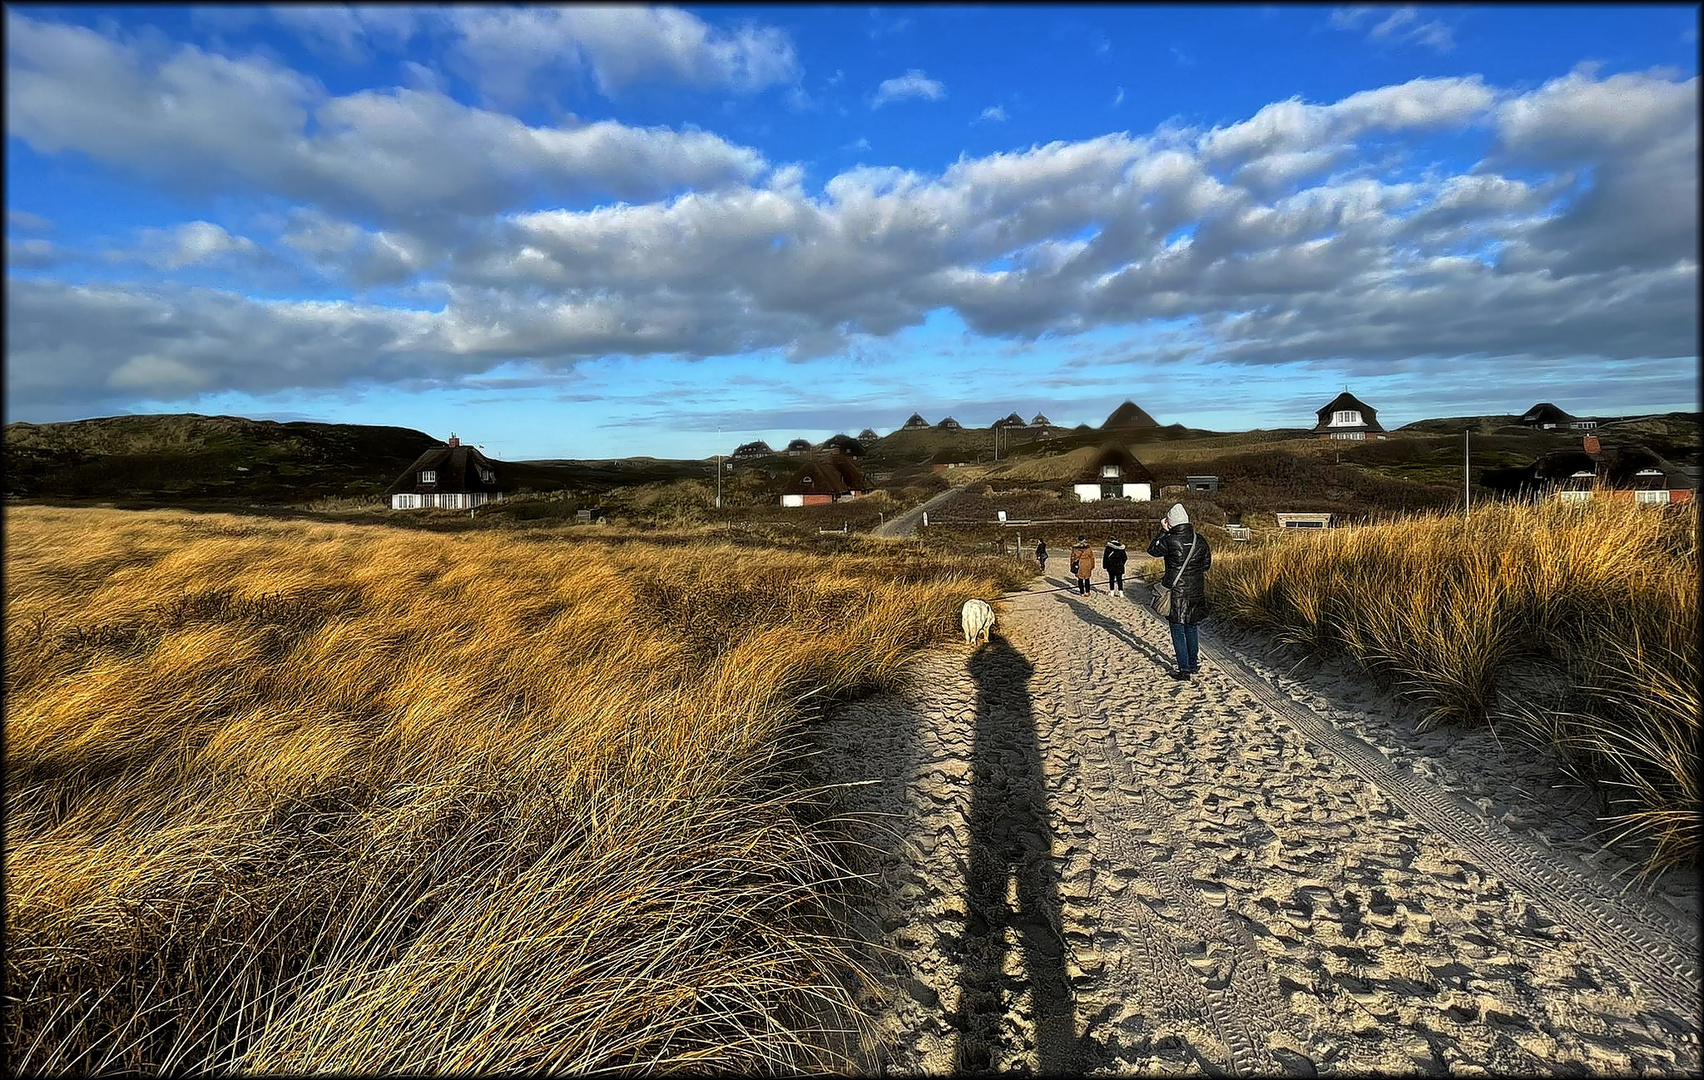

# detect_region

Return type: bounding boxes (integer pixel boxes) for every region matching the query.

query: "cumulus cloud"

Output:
[126,221,260,270]
[6,44,1696,417]
[871,69,945,108]
[4,10,768,221]
[445,5,799,104]
[7,209,54,231]
[978,105,1007,123]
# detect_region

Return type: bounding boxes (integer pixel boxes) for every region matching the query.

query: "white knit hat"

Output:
[1163,503,1190,528]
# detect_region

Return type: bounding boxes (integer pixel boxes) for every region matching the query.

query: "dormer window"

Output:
[419,469,437,484]
[1331,410,1362,426]
[1100,465,1121,478]
[478,467,495,484]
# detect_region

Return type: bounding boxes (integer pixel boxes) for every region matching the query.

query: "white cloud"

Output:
[7,209,54,231]
[871,69,945,108]
[978,105,1006,123]
[445,5,799,104]
[127,221,259,270]
[1329,5,1453,52]
[4,11,768,220]
[1113,86,1125,107]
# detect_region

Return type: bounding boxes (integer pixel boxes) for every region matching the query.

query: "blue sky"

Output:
[5,4,1698,461]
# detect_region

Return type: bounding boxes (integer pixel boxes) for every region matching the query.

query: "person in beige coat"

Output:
[1069,537,1094,596]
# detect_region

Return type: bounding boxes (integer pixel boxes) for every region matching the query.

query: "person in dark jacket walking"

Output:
[1103,539,1128,597]
[1035,539,1048,575]
[1148,504,1211,678]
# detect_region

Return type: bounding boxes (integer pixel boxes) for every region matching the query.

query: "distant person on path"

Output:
[1070,537,1094,596]
[1036,539,1048,575]
[1103,538,1128,597]
[1149,504,1212,678]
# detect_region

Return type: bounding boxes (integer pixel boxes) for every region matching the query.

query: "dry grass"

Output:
[1201,496,1699,872]
[4,505,1027,1074]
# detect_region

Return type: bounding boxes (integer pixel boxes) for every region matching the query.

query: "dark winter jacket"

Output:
[1147,524,1212,624]
[1102,541,1128,576]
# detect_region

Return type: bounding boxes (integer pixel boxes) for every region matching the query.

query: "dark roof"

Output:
[994,412,1027,427]
[1519,402,1576,426]
[1311,391,1384,432]
[1030,413,1052,426]
[731,440,773,458]
[819,433,866,457]
[1102,400,1160,429]
[385,441,503,496]
[1075,442,1156,484]
[1487,443,1686,494]
[937,416,962,429]
[783,452,869,496]
[902,413,931,429]
[857,428,879,441]
[784,438,814,452]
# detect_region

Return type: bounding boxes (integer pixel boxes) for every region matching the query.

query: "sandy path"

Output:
[808,574,1700,1075]
[872,488,968,538]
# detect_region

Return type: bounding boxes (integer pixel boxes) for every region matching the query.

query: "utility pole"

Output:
[1464,428,1471,516]
[716,426,722,510]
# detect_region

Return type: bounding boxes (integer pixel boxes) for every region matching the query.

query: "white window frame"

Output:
[1331,409,1362,427]
[419,469,437,484]
[1100,465,1121,478]
[1634,489,1669,505]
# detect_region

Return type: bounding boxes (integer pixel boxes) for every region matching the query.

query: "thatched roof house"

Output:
[937,416,963,431]
[1518,402,1597,430]
[1030,413,1052,426]
[386,435,505,510]
[731,440,773,459]
[1073,442,1155,502]
[857,428,879,441]
[993,412,1028,428]
[784,438,814,455]
[902,413,931,429]
[819,433,866,458]
[780,452,870,507]
[1311,391,1387,440]
[1484,437,1693,504]
[1101,401,1160,430]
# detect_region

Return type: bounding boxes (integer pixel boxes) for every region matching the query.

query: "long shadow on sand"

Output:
[1056,592,1178,673]
[953,636,1079,1073]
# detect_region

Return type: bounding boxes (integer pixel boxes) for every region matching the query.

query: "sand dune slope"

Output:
[812,576,1700,1075]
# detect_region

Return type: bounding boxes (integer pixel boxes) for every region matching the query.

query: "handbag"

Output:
[1151,534,1198,619]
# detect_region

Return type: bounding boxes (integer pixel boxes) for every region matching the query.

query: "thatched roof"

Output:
[1101,401,1160,429]
[1074,441,1155,485]
[784,438,814,453]
[1312,391,1385,432]
[857,428,879,441]
[819,433,866,457]
[385,438,503,496]
[1485,443,1688,495]
[1030,413,1052,426]
[937,416,962,430]
[1519,402,1576,427]
[731,440,773,458]
[994,412,1027,428]
[902,413,931,429]
[783,452,869,496]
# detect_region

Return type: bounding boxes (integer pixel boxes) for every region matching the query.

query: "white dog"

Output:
[961,598,995,645]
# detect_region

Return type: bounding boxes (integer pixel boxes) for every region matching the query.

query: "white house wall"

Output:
[781,494,806,507]
[1122,483,1152,500]
[391,491,503,510]
[1073,483,1101,502]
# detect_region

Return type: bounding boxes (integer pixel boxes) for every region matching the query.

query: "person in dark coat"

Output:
[1035,539,1048,575]
[1148,503,1211,678]
[1103,538,1128,597]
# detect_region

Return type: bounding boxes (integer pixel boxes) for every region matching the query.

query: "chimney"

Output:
[447,433,460,447]
[1583,434,1600,454]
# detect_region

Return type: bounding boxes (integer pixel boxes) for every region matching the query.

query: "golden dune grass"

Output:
[4,506,1027,1074]
[1201,496,1699,872]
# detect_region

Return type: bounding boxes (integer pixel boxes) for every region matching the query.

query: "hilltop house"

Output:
[1483,435,1694,505]
[819,433,866,457]
[902,413,932,430]
[857,428,880,441]
[1030,413,1052,426]
[1073,442,1155,502]
[1101,401,1161,430]
[994,412,1028,428]
[731,440,773,459]
[784,438,814,456]
[1311,391,1388,440]
[937,416,963,431]
[780,453,869,507]
[1519,403,1598,431]
[387,435,505,510]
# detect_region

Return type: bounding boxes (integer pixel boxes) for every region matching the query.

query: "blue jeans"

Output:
[1168,621,1199,672]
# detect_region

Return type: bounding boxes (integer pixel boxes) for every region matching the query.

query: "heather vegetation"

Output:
[4,505,1028,1073]
[1199,497,1700,872]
